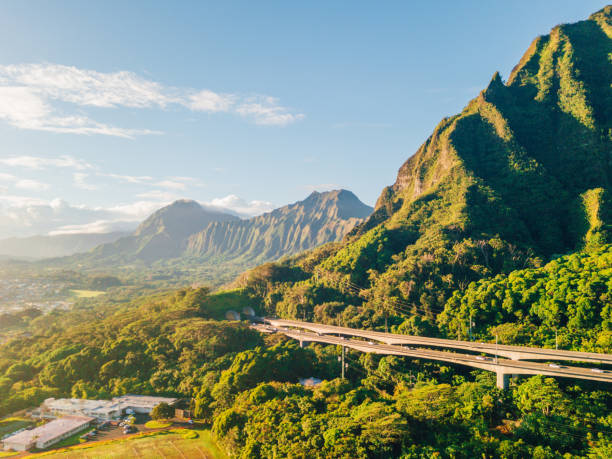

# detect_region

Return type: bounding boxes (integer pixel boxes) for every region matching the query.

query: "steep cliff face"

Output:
[186,190,373,263]
[90,199,239,263]
[356,6,612,259]
[254,8,612,320]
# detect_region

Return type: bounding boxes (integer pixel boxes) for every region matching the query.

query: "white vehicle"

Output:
[367,341,374,345]
[475,356,486,361]
[591,368,605,373]
[549,364,561,369]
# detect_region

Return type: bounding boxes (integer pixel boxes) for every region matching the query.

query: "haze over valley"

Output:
[0,2,611,458]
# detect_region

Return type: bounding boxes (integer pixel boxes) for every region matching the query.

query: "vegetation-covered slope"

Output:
[186,189,372,263]
[88,199,239,263]
[240,7,612,340]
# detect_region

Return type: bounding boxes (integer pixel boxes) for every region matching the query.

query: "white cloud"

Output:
[0,154,94,170]
[73,172,98,190]
[0,172,17,182]
[0,194,163,238]
[236,96,305,126]
[207,194,274,217]
[156,180,186,190]
[0,86,155,138]
[15,179,49,191]
[0,63,304,137]
[48,220,136,235]
[0,63,174,108]
[189,90,235,113]
[101,173,153,184]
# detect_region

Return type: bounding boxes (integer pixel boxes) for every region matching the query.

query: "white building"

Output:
[40,395,178,420]
[2,415,93,452]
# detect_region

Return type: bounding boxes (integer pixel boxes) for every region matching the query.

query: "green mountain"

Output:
[186,189,372,264]
[73,191,372,273]
[89,199,239,263]
[0,232,127,260]
[243,7,612,334]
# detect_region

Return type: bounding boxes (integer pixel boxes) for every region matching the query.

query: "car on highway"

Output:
[591,368,605,373]
[549,364,561,369]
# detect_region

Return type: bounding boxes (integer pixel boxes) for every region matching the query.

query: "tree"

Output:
[151,402,175,420]
[515,376,568,417]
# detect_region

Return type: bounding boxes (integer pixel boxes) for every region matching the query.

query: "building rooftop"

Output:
[3,416,93,447]
[112,395,178,407]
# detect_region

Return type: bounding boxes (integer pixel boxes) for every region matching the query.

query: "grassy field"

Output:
[144,420,172,429]
[0,417,34,437]
[30,429,226,458]
[70,290,106,298]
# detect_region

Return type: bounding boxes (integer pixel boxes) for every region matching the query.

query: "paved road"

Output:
[251,323,612,389]
[264,318,612,364]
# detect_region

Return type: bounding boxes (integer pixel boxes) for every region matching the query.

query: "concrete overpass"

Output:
[252,324,612,389]
[263,318,612,364]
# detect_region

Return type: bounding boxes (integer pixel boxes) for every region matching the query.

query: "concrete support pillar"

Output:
[496,371,509,390]
[299,340,304,348]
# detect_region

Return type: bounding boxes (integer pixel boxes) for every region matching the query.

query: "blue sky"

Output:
[0,0,608,238]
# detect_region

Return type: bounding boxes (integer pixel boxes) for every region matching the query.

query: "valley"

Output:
[1,4,611,458]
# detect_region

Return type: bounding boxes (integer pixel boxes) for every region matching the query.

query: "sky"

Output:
[0,0,608,238]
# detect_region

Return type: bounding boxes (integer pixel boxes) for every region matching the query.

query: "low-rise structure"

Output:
[2,415,93,451]
[39,395,178,420]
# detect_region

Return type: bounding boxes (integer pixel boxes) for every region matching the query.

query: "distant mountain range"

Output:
[52,190,372,273]
[186,189,372,264]
[0,232,128,260]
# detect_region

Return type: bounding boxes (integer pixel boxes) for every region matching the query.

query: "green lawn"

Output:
[70,289,105,298]
[29,429,226,458]
[0,417,34,437]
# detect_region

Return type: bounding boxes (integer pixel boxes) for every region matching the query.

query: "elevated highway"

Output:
[264,318,612,364]
[252,324,612,389]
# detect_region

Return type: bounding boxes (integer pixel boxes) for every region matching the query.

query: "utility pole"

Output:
[555,329,558,350]
[341,346,345,379]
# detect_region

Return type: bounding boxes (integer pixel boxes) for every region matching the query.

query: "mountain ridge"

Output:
[242,6,612,331]
[69,190,372,273]
[186,189,372,263]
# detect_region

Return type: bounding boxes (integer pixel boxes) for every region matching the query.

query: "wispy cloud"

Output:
[14,179,49,191]
[0,63,305,137]
[235,96,305,126]
[100,172,153,184]
[0,154,94,170]
[156,179,187,190]
[206,194,275,217]
[73,172,98,190]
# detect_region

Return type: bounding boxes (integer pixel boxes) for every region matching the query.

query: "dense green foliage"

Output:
[151,402,175,420]
[0,287,263,415]
[2,7,612,459]
[439,245,612,351]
